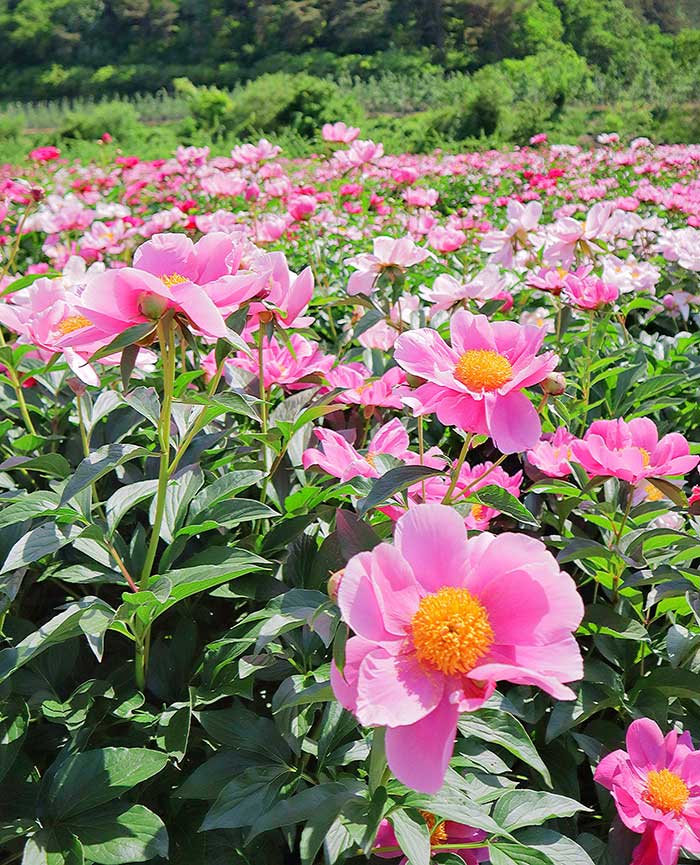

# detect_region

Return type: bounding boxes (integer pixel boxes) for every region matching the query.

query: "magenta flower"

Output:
[246,252,314,330]
[374,814,488,863]
[326,365,408,412]
[302,418,409,482]
[346,236,430,296]
[570,419,699,485]
[331,504,584,793]
[322,122,360,143]
[395,311,558,454]
[595,719,700,865]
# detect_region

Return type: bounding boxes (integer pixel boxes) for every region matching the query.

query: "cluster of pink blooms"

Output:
[4,129,700,864]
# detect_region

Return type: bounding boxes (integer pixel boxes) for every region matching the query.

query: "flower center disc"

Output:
[57,314,92,335]
[419,811,448,846]
[160,272,189,288]
[644,769,689,815]
[411,587,494,675]
[454,349,513,392]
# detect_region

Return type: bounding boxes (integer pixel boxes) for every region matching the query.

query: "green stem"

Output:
[135,318,176,690]
[141,318,176,587]
[579,309,595,433]
[168,359,224,477]
[452,453,509,501]
[373,841,489,854]
[257,326,268,436]
[441,433,473,504]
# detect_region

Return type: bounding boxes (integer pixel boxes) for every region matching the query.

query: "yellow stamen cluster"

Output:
[411,587,494,675]
[643,769,689,815]
[57,314,91,335]
[160,272,189,288]
[644,483,665,503]
[454,350,513,392]
[639,448,651,467]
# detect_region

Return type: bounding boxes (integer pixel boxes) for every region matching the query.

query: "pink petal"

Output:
[385,696,459,794]
[355,647,444,727]
[394,504,470,592]
[330,635,375,713]
[627,719,666,772]
[486,390,541,453]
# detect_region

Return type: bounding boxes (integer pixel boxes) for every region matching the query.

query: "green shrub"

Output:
[57,102,141,142]
[226,73,363,139]
[174,78,233,138]
[0,113,25,140]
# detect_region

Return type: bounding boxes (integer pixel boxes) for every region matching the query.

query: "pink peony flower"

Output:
[527,427,576,478]
[132,231,264,317]
[595,719,700,865]
[322,122,361,143]
[229,334,333,390]
[331,504,584,793]
[246,251,314,330]
[374,814,488,863]
[230,139,281,166]
[302,418,409,481]
[326,364,408,411]
[428,226,467,252]
[346,236,430,296]
[571,419,699,485]
[395,311,558,454]
[563,273,619,310]
[480,200,542,268]
[529,133,548,145]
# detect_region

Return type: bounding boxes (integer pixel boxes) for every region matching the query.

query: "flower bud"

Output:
[67,377,87,396]
[328,569,344,602]
[138,292,170,320]
[405,372,426,388]
[541,372,566,396]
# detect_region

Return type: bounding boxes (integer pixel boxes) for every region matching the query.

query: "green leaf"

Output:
[357,465,442,515]
[61,444,149,505]
[123,387,161,427]
[65,803,168,864]
[0,454,71,478]
[492,790,586,832]
[463,485,539,528]
[45,747,168,820]
[2,271,59,296]
[516,829,595,865]
[189,470,263,516]
[580,605,648,641]
[177,498,278,536]
[458,709,551,785]
[391,809,431,865]
[630,667,700,701]
[105,480,159,534]
[22,829,84,865]
[120,344,140,392]
[0,491,59,529]
[490,842,553,865]
[200,766,289,831]
[0,698,29,784]
[89,323,157,363]
[0,597,114,683]
[1,522,83,574]
[249,781,361,840]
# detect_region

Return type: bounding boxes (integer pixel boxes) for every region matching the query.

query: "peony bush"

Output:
[2,133,700,864]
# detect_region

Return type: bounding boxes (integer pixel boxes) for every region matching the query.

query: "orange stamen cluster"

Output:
[411,587,494,675]
[419,811,448,845]
[57,314,91,335]
[454,349,513,392]
[643,769,689,815]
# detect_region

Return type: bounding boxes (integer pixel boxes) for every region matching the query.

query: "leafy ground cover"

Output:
[1,131,700,864]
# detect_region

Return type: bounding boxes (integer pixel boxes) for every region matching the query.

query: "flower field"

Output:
[3,130,700,865]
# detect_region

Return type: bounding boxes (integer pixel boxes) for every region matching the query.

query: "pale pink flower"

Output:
[346,236,430,296]
[395,311,558,454]
[322,122,360,143]
[527,427,576,478]
[571,418,699,485]
[595,719,700,865]
[331,504,584,793]
[230,139,281,166]
[327,365,408,411]
[480,200,542,267]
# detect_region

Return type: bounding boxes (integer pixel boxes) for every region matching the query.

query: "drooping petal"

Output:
[486,390,541,453]
[385,696,459,794]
